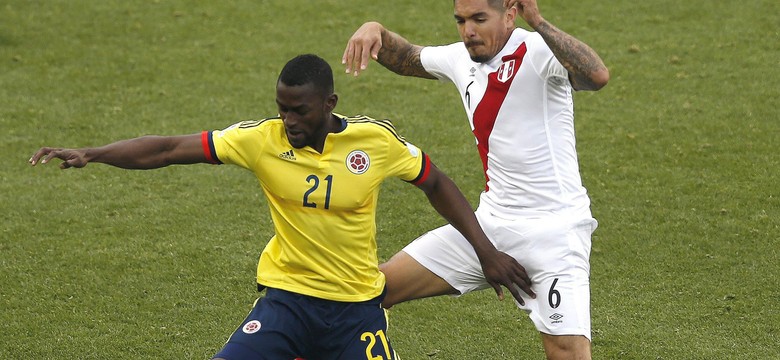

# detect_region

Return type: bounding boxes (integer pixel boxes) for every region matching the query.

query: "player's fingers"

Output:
[513,0,524,12]
[515,266,531,286]
[514,268,535,298]
[42,149,62,164]
[489,282,506,301]
[343,42,356,73]
[500,254,535,298]
[356,41,374,76]
[29,147,51,165]
[369,37,382,61]
[29,150,42,165]
[341,43,349,64]
[351,43,366,75]
[504,279,526,305]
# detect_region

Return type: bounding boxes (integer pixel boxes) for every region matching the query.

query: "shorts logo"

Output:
[242,320,262,334]
[346,150,370,175]
[549,313,564,324]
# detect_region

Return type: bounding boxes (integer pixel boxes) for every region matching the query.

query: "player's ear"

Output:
[325,93,338,113]
[505,3,517,24]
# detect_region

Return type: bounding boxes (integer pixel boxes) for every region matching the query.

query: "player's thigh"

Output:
[214,293,306,359]
[400,223,489,295]
[212,342,270,360]
[380,250,459,307]
[529,268,591,337]
[497,216,595,338]
[328,303,398,360]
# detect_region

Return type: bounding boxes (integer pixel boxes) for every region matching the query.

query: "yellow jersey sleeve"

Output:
[203,118,278,169]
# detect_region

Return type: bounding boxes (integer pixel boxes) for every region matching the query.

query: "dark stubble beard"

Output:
[470,54,491,63]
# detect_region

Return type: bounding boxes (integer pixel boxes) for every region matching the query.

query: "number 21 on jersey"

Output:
[303,174,333,209]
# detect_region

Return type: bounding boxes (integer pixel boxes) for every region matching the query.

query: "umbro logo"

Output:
[549,313,564,324]
[278,149,296,161]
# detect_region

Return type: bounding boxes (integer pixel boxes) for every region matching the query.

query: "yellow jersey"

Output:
[202,114,430,302]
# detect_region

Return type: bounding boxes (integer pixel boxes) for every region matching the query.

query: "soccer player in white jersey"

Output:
[343,0,609,358]
[30,54,533,359]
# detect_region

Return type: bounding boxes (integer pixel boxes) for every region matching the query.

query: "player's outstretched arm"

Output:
[29,134,207,170]
[416,162,536,304]
[507,0,609,91]
[342,21,435,79]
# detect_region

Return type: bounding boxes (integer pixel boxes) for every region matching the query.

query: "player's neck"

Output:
[497,29,514,55]
[311,114,343,153]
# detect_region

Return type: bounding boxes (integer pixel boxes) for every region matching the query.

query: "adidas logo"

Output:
[278,149,296,161]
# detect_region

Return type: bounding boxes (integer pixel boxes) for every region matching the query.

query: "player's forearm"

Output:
[533,20,609,91]
[86,136,187,169]
[425,176,498,256]
[377,28,436,79]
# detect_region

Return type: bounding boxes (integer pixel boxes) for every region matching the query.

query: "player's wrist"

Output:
[524,14,546,30]
[472,243,500,262]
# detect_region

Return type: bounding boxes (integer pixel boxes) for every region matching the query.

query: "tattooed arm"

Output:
[343,22,436,79]
[534,20,609,91]
[507,0,609,91]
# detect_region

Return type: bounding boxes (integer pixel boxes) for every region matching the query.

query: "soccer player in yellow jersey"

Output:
[30,54,533,359]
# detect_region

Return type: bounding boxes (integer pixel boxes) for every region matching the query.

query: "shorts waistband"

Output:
[262,286,387,306]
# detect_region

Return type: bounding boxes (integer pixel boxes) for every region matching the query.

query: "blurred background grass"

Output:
[1,0,778,358]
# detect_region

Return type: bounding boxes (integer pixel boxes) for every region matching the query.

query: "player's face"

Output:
[454,0,516,63]
[276,82,337,151]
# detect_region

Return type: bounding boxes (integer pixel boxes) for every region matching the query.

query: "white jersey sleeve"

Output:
[420,43,460,83]
[523,33,570,83]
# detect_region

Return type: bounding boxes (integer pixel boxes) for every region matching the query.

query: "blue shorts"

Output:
[213,287,397,360]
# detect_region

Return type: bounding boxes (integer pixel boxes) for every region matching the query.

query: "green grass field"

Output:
[2,0,778,358]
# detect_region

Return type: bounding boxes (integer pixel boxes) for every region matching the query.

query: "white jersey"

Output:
[421,28,591,218]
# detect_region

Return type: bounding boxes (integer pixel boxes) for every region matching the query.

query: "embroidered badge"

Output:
[242,320,262,334]
[346,150,370,175]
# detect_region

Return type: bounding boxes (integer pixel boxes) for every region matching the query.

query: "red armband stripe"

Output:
[201,131,222,164]
[411,153,431,185]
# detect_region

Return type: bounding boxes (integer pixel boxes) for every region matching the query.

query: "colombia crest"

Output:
[346,150,370,175]
[242,320,262,334]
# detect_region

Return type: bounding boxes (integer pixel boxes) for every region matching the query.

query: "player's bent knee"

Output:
[541,334,591,360]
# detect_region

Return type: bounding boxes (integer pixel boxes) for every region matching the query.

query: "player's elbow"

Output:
[572,67,609,91]
[590,67,610,90]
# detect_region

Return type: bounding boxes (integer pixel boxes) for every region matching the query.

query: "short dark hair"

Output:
[453,0,506,11]
[278,54,334,96]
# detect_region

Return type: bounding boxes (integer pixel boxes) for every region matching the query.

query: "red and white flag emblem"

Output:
[497,59,516,83]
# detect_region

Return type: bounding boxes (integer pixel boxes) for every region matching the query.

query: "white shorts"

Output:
[402,204,597,339]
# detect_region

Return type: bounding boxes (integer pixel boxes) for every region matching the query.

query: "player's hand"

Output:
[480,250,535,305]
[342,22,384,77]
[29,147,88,169]
[504,0,544,29]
